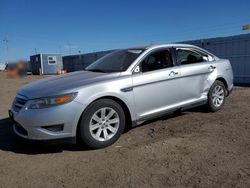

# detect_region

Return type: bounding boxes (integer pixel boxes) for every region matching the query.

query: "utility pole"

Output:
[59,46,62,54]
[3,35,9,64]
[67,41,72,55]
[78,49,82,60]
[78,49,82,68]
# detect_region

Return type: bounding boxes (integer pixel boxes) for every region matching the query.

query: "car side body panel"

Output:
[132,66,182,119]
[74,74,137,124]
[178,62,214,101]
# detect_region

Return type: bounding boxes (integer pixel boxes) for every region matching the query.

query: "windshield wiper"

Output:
[86,69,106,73]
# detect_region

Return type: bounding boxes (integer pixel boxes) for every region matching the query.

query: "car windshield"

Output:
[86,49,144,73]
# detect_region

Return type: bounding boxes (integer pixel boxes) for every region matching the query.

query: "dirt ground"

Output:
[0,72,250,188]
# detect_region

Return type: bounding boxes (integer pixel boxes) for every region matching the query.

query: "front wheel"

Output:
[79,99,125,149]
[207,80,226,112]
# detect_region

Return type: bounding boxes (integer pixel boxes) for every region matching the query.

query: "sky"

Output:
[0,0,250,63]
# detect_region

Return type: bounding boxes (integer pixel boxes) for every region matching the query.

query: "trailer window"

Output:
[48,56,57,65]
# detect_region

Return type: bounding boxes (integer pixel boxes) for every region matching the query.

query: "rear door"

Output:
[174,48,216,102]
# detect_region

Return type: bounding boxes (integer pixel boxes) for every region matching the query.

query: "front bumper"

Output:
[9,100,85,141]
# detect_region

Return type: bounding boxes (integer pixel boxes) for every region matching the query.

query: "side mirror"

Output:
[134,65,140,73]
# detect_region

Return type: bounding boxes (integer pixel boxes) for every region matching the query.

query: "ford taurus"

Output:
[9,44,233,149]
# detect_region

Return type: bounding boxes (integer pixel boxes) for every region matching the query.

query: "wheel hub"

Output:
[89,107,120,141]
[212,85,224,107]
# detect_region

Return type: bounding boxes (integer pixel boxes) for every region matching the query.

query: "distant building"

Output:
[30,54,63,75]
[63,50,114,72]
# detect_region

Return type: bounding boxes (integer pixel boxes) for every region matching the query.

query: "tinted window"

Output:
[86,49,144,73]
[177,49,208,65]
[141,49,173,72]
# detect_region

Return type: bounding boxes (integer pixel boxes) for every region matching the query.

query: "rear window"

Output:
[176,49,209,65]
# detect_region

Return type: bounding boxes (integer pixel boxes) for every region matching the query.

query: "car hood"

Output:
[18,71,121,99]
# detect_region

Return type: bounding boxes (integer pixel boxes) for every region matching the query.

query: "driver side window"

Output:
[141,49,173,73]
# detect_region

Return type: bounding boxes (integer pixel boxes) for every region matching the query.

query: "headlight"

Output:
[28,92,77,109]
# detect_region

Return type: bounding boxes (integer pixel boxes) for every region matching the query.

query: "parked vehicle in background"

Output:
[5,61,28,78]
[0,63,6,71]
[9,44,233,149]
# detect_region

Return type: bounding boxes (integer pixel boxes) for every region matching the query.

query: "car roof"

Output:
[126,43,199,50]
[124,43,217,59]
[148,43,199,49]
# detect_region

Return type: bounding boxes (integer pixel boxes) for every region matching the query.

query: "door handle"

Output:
[169,71,178,76]
[208,65,216,71]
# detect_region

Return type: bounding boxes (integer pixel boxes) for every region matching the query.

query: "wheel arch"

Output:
[97,96,133,129]
[215,77,229,95]
[76,95,133,139]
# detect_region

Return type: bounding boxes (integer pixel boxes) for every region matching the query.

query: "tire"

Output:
[207,80,226,112]
[79,99,125,149]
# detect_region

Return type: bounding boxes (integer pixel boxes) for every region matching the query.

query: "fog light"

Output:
[42,124,64,132]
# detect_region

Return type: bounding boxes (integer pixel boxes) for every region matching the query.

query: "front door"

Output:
[132,48,182,120]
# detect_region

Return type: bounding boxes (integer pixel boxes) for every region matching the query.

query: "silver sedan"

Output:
[9,44,233,149]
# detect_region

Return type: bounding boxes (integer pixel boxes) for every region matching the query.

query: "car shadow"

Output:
[187,105,209,113]
[0,107,205,155]
[0,118,89,155]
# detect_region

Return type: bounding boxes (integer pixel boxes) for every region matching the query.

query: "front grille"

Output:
[14,123,28,136]
[13,96,28,112]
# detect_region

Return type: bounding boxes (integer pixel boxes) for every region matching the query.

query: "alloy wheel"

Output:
[212,85,225,107]
[89,107,120,141]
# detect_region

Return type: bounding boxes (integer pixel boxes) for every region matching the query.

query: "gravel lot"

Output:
[0,72,250,188]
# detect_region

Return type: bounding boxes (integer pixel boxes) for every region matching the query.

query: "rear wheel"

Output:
[207,80,226,112]
[79,99,125,149]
